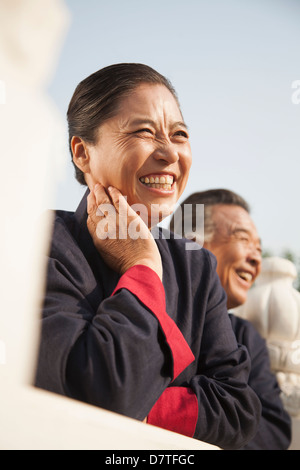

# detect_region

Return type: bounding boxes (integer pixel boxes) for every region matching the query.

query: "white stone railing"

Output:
[233,256,300,449]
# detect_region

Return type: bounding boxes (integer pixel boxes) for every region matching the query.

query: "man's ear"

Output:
[71,136,91,174]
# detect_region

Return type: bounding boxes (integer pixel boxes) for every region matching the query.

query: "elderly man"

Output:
[170,188,291,450]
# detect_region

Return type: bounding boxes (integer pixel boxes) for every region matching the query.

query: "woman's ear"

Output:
[71,136,91,174]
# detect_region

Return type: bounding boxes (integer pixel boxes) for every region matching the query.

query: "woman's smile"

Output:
[139,173,175,192]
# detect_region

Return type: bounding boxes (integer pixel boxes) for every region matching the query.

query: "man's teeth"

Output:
[140,175,173,190]
[238,272,253,282]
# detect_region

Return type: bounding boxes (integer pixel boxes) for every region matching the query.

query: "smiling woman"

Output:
[35,63,262,450]
[70,81,191,227]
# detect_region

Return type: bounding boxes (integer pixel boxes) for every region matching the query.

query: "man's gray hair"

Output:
[170,188,250,244]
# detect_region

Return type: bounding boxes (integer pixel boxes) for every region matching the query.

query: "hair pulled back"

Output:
[67,63,179,185]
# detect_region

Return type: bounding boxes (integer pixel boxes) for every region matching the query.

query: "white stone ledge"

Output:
[0,384,219,451]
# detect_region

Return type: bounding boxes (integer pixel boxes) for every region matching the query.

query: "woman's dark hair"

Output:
[67,63,179,185]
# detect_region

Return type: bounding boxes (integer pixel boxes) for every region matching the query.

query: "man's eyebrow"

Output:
[232,227,262,246]
[232,227,251,235]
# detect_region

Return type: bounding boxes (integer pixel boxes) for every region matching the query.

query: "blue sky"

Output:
[48,0,300,255]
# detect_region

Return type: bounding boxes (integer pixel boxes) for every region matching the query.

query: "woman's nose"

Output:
[152,142,179,164]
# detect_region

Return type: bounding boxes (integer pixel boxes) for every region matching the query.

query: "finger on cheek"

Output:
[108,186,121,211]
[87,191,97,215]
[94,183,111,205]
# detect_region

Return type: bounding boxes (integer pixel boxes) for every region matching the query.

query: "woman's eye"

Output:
[174,130,189,139]
[134,128,153,135]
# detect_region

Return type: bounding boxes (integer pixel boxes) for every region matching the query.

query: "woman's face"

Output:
[82,83,192,225]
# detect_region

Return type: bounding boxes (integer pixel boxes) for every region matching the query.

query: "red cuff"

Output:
[112,265,195,380]
[147,387,198,438]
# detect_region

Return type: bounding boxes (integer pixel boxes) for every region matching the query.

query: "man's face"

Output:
[204,204,262,310]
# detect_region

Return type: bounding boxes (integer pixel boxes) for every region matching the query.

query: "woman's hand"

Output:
[87,184,163,280]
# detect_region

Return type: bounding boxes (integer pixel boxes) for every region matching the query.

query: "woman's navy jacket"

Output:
[35,191,262,449]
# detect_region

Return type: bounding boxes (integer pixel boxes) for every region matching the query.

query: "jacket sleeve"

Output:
[230,316,292,450]
[148,253,262,450]
[35,247,194,421]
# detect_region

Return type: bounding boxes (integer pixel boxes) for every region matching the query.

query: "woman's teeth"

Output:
[140,175,173,190]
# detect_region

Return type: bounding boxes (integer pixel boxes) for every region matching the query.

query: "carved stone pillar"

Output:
[234,257,300,417]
